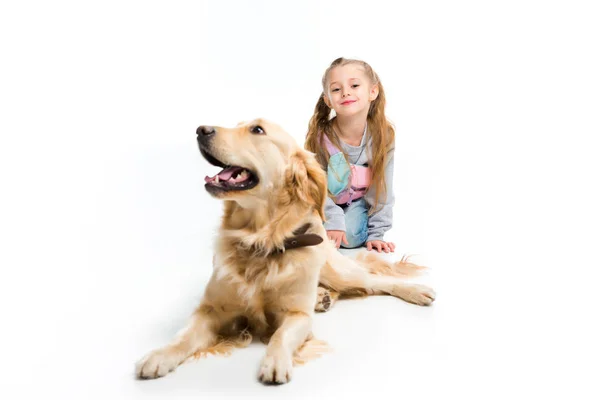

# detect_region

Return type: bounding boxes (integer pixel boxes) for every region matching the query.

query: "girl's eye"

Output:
[352,84,360,88]
[251,125,265,135]
[332,88,340,92]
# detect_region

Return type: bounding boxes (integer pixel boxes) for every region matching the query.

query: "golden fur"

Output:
[135,119,435,384]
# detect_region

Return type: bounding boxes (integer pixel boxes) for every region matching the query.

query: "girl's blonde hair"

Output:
[304,57,395,214]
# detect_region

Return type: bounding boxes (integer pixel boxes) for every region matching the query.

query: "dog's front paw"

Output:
[405,284,436,306]
[135,347,183,379]
[258,353,293,384]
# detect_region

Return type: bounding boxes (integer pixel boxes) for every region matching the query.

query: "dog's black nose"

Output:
[197,126,215,136]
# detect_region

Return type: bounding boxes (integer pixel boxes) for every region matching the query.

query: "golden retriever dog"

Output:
[135,119,435,384]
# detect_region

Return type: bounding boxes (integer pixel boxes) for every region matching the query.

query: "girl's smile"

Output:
[325,64,378,117]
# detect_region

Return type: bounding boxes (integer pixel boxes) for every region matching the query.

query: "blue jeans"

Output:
[340,198,369,249]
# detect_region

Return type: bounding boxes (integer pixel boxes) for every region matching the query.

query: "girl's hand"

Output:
[366,240,395,253]
[327,230,348,249]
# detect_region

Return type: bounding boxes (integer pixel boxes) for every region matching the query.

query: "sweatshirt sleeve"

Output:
[365,145,395,242]
[324,196,346,231]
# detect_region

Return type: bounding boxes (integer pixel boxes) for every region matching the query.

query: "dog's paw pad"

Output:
[315,287,333,312]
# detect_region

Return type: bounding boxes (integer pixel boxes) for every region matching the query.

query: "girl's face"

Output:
[324,64,379,118]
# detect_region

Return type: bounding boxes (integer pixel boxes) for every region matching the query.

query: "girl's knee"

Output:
[341,232,366,248]
[342,199,369,248]
[341,223,368,248]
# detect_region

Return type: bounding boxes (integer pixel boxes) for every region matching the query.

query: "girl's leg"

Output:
[340,198,369,249]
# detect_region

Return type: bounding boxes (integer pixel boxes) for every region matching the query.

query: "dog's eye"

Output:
[251,125,265,135]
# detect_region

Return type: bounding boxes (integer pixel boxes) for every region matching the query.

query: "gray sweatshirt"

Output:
[322,128,395,242]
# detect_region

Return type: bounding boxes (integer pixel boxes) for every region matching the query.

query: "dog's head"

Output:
[196,119,326,219]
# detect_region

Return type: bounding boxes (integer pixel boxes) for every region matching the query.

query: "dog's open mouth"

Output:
[201,148,259,193]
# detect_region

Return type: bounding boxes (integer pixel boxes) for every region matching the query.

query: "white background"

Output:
[1,1,599,399]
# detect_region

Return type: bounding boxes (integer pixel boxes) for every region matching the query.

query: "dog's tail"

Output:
[355,252,427,278]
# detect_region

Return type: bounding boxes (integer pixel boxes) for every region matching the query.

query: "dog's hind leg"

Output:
[319,250,436,306]
[135,303,221,379]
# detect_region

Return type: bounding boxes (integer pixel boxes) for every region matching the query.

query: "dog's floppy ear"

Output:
[285,150,327,221]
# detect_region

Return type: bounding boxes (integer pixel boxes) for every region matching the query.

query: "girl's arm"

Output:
[324,196,346,232]
[365,145,395,242]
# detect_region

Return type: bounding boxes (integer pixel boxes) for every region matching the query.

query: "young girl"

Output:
[305,57,396,253]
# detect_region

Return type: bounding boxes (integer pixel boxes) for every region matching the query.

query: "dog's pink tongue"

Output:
[204,166,244,183]
[217,166,244,180]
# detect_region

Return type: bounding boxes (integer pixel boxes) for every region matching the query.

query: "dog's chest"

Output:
[217,256,297,301]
